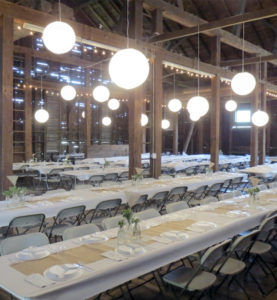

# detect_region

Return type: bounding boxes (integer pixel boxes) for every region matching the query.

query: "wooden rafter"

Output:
[150,6,277,43]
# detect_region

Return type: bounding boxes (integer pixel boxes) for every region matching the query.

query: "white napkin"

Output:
[24,274,54,288]
[102,250,128,261]
[152,236,172,244]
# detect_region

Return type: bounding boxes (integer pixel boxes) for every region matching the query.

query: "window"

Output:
[235,110,251,123]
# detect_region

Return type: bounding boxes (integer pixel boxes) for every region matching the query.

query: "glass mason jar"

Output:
[117,227,126,247]
[132,222,141,243]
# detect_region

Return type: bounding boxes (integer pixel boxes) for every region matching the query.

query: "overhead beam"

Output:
[143,0,277,64]
[221,53,277,67]
[150,6,277,43]
[2,0,277,93]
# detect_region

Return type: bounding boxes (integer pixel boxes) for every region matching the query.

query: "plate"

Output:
[79,234,108,244]
[187,221,217,232]
[44,264,83,281]
[16,247,51,261]
[161,231,188,241]
[226,210,250,217]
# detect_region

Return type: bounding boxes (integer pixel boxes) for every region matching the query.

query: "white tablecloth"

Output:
[0,190,275,300]
[0,172,242,227]
[241,164,277,177]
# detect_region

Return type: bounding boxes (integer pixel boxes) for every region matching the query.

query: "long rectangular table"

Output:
[241,164,277,177]
[0,189,275,300]
[0,172,242,227]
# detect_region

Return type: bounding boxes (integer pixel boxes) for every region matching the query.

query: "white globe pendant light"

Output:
[190,113,200,122]
[168,98,182,112]
[141,113,148,126]
[108,98,120,110]
[225,99,237,112]
[162,119,170,129]
[81,111,85,119]
[93,85,110,103]
[231,72,256,96]
[109,48,149,89]
[42,21,76,54]
[61,85,76,101]
[251,110,269,127]
[35,108,49,123]
[187,96,209,117]
[102,116,112,126]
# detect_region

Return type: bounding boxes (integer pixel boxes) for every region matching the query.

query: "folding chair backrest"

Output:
[102,215,123,230]
[168,186,187,197]
[267,182,277,189]
[78,166,90,170]
[185,167,195,176]
[257,215,277,241]
[7,214,45,234]
[104,173,118,181]
[166,201,189,213]
[118,171,129,179]
[193,185,208,199]
[152,191,169,201]
[64,167,74,171]
[88,175,105,184]
[201,239,231,269]
[56,205,85,221]
[230,230,259,253]
[134,208,160,221]
[62,223,100,240]
[49,168,64,176]
[96,199,122,211]
[0,232,49,256]
[231,177,243,184]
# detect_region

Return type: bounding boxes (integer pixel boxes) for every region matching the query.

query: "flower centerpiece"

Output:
[131,217,141,242]
[247,187,260,202]
[2,187,27,201]
[103,158,111,169]
[63,154,71,165]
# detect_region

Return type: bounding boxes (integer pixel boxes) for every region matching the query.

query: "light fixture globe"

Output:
[93,85,110,103]
[162,119,170,129]
[251,110,269,127]
[168,98,182,112]
[102,116,112,126]
[108,98,120,110]
[141,113,148,126]
[109,48,149,89]
[61,85,76,101]
[231,72,256,96]
[81,111,85,119]
[35,108,49,123]
[42,21,76,54]
[190,113,200,122]
[187,96,209,117]
[225,99,237,112]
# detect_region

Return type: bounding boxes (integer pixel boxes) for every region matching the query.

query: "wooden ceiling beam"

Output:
[221,53,277,67]
[150,6,277,43]
[1,0,277,94]
[143,0,277,63]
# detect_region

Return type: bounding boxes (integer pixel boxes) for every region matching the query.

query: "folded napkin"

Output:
[152,236,172,244]
[102,250,128,261]
[25,273,54,288]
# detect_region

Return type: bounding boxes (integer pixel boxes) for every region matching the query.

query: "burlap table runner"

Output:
[12,218,196,275]
[12,243,112,276]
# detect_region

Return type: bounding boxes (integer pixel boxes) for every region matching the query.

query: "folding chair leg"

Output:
[234,277,250,300]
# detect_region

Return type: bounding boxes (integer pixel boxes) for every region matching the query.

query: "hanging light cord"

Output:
[173,73,176,98]
[40,75,43,108]
[58,0,62,22]
[197,24,200,96]
[242,22,245,72]
[126,0,129,48]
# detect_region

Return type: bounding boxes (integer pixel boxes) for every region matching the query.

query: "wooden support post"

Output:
[128,0,143,177]
[210,36,221,171]
[152,8,163,35]
[142,101,146,153]
[0,15,13,197]
[84,70,91,158]
[266,100,271,155]
[150,51,163,178]
[258,62,267,165]
[24,54,32,161]
[172,113,178,154]
[250,63,259,166]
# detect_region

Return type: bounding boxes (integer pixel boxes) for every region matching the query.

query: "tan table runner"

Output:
[12,243,112,276]
[143,219,195,236]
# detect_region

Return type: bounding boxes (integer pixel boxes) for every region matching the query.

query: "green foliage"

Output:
[131,217,140,225]
[122,208,133,225]
[131,174,143,181]
[2,187,27,199]
[247,187,260,196]
[118,220,125,228]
